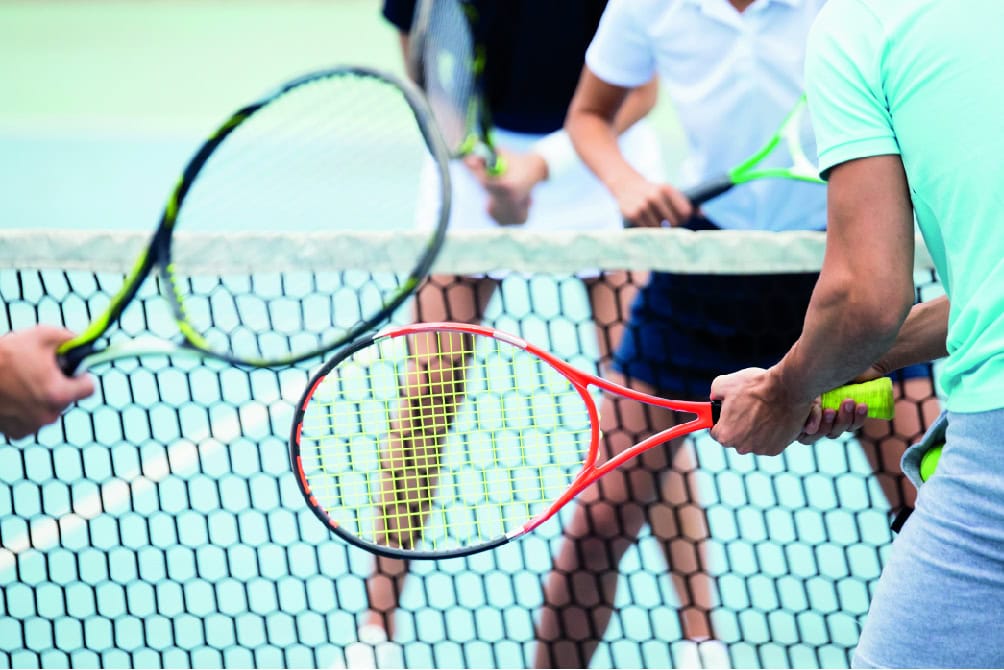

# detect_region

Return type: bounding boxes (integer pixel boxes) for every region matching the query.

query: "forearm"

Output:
[533,77,656,183]
[873,295,950,373]
[565,69,647,194]
[610,76,658,135]
[773,155,918,401]
[567,109,645,194]
[775,270,912,402]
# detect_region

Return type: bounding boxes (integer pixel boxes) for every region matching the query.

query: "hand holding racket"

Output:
[621,95,821,227]
[710,368,894,457]
[289,322,894,559]
[57,66,451,374]
[0,326,95,440]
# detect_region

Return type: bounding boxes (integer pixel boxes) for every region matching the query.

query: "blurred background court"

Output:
[1,2,940,669]
[0,0,687,233]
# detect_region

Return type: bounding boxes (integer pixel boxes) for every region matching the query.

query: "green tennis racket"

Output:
[57,66,451,374]
[408,0,505,175]
[685,94,822,206]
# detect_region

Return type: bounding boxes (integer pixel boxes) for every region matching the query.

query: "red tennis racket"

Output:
[289,322,893,559]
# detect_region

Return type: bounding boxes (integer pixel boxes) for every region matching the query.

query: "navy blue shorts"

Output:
[613,218,930,398]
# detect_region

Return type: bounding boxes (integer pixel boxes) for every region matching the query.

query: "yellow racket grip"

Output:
[820,377,895,420]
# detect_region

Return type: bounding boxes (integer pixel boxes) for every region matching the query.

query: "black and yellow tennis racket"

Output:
[686,94,822,206]
[58,66,451,374]
[407,0,504,175]
[290,322,894,559]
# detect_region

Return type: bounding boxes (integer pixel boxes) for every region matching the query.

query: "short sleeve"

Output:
[804,0,899,179]
[382,0,417,32]
[584,0,655,88]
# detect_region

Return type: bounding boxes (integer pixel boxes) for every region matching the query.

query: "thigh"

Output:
[413,275,498,323]
[584,271,646,370]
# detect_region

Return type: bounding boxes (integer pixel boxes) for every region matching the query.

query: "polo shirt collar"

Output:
[682,0,804,8]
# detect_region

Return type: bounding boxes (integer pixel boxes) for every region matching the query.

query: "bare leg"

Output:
[534,374,691,668]
[650,443,718,642]
[583,271,644,371]
[364,554,411,639]
[362,275,497,637]
[538,271,718,666]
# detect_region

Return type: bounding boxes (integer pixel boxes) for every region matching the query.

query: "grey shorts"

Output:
[853,407,1004,668]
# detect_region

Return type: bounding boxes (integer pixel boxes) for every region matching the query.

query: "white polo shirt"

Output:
[586,0,827,232]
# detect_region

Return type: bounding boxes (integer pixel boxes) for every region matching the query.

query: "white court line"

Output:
[0,374,306,576]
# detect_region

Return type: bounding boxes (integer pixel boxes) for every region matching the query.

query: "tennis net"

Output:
[0,227,942,669]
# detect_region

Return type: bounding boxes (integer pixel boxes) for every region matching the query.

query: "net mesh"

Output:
[1,228,943,669]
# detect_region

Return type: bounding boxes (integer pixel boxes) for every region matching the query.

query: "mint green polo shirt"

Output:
[805,0,1004,413]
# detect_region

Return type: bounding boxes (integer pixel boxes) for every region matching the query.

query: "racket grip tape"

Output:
[819,377,895,420]
[683,175,734,207]
[486,153,507,176]
[56,345,93,376]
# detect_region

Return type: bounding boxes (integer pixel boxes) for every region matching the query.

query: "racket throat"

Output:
[519,463,605,537]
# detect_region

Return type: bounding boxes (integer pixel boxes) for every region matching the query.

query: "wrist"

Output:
[531,130,575,181]
[605,166,646,194]
[767,362,814,408]
[526,153,549,185]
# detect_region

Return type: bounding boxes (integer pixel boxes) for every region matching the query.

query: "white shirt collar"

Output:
[682,0,804,8]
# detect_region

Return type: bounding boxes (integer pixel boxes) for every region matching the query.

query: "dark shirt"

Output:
[382,0,607,134]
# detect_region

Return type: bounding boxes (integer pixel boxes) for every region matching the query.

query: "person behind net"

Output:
[711,1,1004,667]
[346,1,666,666]
[0,326,95,441]
[534,0,939,667]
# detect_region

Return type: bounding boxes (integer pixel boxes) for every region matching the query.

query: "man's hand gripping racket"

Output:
[289,322,893,559]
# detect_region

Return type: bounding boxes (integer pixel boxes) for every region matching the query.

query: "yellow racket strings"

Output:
[297,331,590,552]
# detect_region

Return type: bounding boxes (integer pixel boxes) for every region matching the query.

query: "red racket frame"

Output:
[290,322,720,559]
